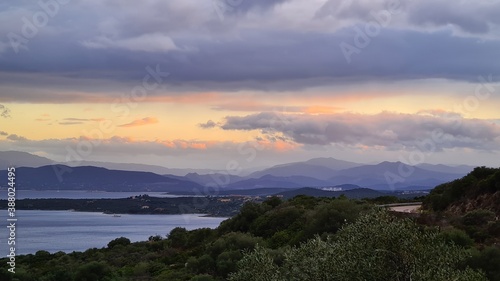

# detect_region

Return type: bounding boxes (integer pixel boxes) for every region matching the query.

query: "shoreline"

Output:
[0,195,245,217]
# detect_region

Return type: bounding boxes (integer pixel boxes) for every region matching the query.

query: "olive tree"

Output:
[230,210,486,281]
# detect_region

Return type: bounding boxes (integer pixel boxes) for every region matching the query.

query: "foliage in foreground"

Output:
[1,194,498,280]
[424,166,500,214]
[230,210,487,281]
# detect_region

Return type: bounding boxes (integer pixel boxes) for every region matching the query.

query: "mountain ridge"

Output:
[0,150,472,192]
[0,165,203,192]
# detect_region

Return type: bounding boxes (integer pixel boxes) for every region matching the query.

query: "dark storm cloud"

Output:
[215,0,290,14]
[407,0,500,34]
[1,28,500,102]
[408,2,488,34]
[1,0,500,102]
[316,0,500,35]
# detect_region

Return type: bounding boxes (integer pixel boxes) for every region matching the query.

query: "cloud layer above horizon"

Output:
[1,0,500,95]
[0,0,499,168]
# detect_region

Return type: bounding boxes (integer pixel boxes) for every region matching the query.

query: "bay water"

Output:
[0,191,227,255]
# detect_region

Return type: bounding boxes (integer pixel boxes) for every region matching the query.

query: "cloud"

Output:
[214,0,291,15]
[0,104,10,118]
[59,122,84,125]
[0,0,499,107]
[118,117,159,128]
[82,33,180,52]
[211,101,343,113]
[0,41,8,54]
[316,0,500,36]
[7,134,27,141]
[1,0,500,99]
[407,0,500,35]
[199,120,218,129]
[217,111,500,151]
[56,118,106,125]
[0,131,8,136]
[64,118,91,122]
[0,135,299,166]
[63,118,105,122]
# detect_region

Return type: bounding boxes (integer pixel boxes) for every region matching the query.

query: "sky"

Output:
[0,0,500,170]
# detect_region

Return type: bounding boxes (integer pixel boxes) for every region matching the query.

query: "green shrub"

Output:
[438,228,474,248]
[462,209,495,226]
[107,237,131,248]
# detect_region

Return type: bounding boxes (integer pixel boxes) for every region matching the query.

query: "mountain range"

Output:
[0,151,477,193]
[0,151,222,176]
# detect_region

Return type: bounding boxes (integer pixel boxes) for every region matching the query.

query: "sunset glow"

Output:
[1,0,499,169]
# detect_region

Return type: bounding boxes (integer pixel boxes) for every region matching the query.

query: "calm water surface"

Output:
[0,210,227,255]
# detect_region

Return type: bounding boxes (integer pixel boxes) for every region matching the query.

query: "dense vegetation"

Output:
[1,196,370,280]
[424,166,500,214]
[1,167,499,280]
[421,167,500,246]
[230,210,486,281]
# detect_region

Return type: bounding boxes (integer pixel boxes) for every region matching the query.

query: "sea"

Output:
[0,191,227,255]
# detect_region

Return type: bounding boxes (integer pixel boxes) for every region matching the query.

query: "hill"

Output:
[423,166,500,215]
[0,151,54,168]
[0,165,203,192]
[275,187,384,199]
[225,174,332,190]
[1,151,470,191]
[417,163,474,175]
[0,150,224,176]
[247,157,361,180]
[248,163,338,180]
[330,161,463,190]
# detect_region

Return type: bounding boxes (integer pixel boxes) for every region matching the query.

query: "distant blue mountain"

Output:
[328,161,465,190]
[0,151,54,169]
[0,165,203,192]
[225,174,333,190]
[275,187,384,199]
[0,151,471,192]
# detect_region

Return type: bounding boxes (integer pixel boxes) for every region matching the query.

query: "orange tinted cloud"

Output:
[158,140,216,150]
[256,139,300,152]
[118,117,159,128]
[213,101,342,114]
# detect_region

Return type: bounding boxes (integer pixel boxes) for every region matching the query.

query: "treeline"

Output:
[424,166,500,214]
[1,192,499,280]
[0,195,244,217]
